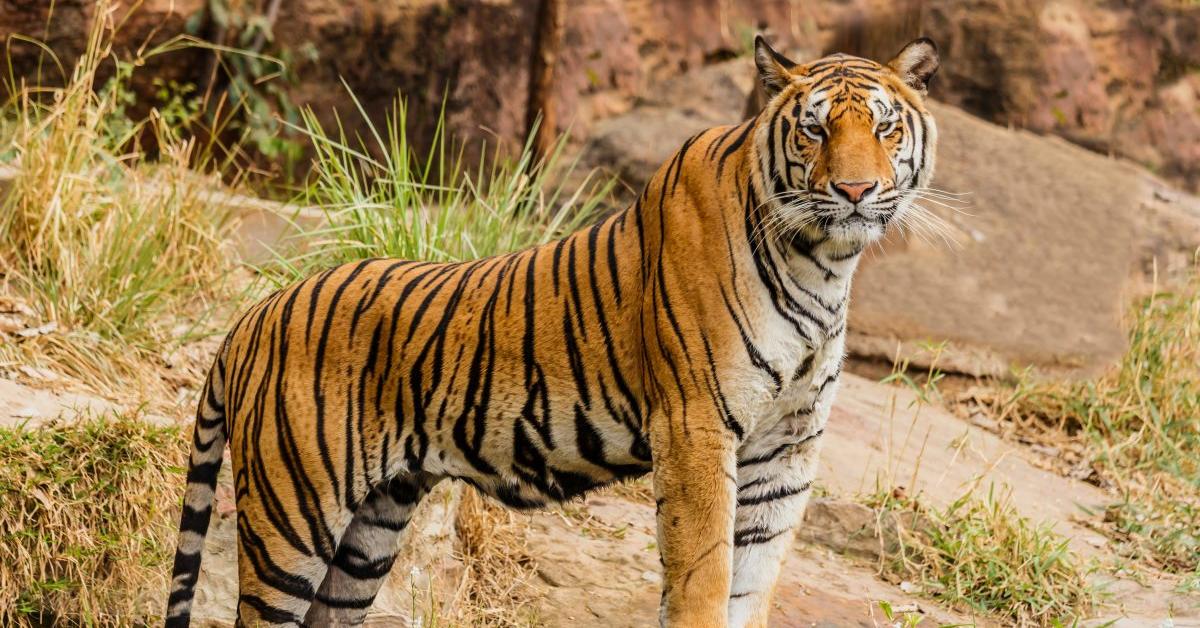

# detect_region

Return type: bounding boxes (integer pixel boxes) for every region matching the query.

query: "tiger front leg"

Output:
[651,411,739,628]
[726,427,824,627]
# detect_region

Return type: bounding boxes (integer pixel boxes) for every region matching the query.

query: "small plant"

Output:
[260,88,615,283]
[868,486,1094,627]
[0,4,242,394]
[185,0,316,175]
[876,600,926,627]
[0,412,188,625]
[974,270,1200,573]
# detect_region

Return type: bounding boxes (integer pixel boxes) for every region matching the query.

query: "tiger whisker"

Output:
[895,203,962,249]
[907,194,972,214]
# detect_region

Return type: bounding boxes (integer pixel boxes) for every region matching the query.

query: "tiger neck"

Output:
[744,144,860,344]
[779,224,862,298]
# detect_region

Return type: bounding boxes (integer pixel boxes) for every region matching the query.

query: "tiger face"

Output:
[754,37,939,247]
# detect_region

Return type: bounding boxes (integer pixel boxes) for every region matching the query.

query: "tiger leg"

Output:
[727,431,823,628]
[304,473,440,626]
[652,414,739,628]
[234,487,349,626]
[235,517,333,626]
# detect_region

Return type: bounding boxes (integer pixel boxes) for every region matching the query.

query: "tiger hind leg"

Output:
[304,473,440,626]
[234,508,335,628]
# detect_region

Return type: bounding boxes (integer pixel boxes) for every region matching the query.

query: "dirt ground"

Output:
[517,373,1198,628]
[4,366,1195,627]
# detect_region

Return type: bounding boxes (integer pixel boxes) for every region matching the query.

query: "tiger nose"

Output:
[833,181,877,203]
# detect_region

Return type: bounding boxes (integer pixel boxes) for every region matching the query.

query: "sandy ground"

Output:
[5,368,1196,627]
[517,373,1198,627]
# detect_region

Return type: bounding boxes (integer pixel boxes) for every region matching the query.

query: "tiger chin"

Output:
[165,36,939,628]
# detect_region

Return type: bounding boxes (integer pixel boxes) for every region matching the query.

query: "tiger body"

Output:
[167,36,939,628]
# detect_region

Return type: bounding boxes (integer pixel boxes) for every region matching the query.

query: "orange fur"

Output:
[166,37,940,628]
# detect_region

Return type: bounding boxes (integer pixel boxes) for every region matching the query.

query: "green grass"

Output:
[261,88,615,284]
[868,486,1094,626]
[868,347,1094,626]
[0,413,188,626]
[986,272,1200,573]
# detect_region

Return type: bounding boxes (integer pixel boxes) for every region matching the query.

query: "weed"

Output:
[0,412,188,625]
[260,88,614,283]
[868,486,1093,626]
[184,0,316,176]
[868,343,1093,626]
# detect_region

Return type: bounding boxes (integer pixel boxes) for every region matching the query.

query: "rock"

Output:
[582,59,754,198]
[582,58,1200,375]
[14,321,57,338]
[800,498,899,560]
[969,412,1000,432]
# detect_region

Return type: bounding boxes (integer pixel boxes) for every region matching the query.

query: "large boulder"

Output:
[823,0,1200,194]
[580,60,1200,376]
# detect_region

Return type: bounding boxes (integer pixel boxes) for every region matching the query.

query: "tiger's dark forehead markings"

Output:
[796,54,891,123]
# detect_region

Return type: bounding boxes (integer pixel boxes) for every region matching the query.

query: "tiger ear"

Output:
[888,37,939,94]
[754,35,797,97]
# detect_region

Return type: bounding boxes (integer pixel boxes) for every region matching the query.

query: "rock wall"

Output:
[2,0,809,153]
[826,0,1200,193]
[6,1,1196,187]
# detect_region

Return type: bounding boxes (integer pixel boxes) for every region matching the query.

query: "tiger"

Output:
[165,35,939,628]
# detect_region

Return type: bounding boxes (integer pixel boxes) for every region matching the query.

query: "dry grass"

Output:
[0,412,188,626]
[0,4,241,397]
[447,488,542,627]
[963,271,1200,574]
[866,345,1094,626]
[599,475,656,504]
[867,486,1094,627]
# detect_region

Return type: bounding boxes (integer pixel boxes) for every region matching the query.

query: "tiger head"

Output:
[752,36,939,248]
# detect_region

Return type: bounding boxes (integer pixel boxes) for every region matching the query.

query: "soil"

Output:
[4,368,1195,626]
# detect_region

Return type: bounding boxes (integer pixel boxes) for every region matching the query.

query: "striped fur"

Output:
[165,37,939,628]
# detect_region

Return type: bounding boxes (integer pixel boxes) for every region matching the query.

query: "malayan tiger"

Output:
[165,36,939,627]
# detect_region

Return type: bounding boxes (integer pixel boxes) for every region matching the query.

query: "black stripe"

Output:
[331,550,397,580]
[315,592,377,609]
[717,118,756,178]
[240,594,302,624]
[738,429,824,468]
[737,481,812,506]
[733,526,789,547]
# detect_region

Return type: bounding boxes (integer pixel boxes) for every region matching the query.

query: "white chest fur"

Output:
[718,295,848,452]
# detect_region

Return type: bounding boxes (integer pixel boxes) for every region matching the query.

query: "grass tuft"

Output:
[0,412,188,626]
[261,90,614,283]
[970,271,1200,573]
[449,488,541,627]
[868,486,1094,626]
